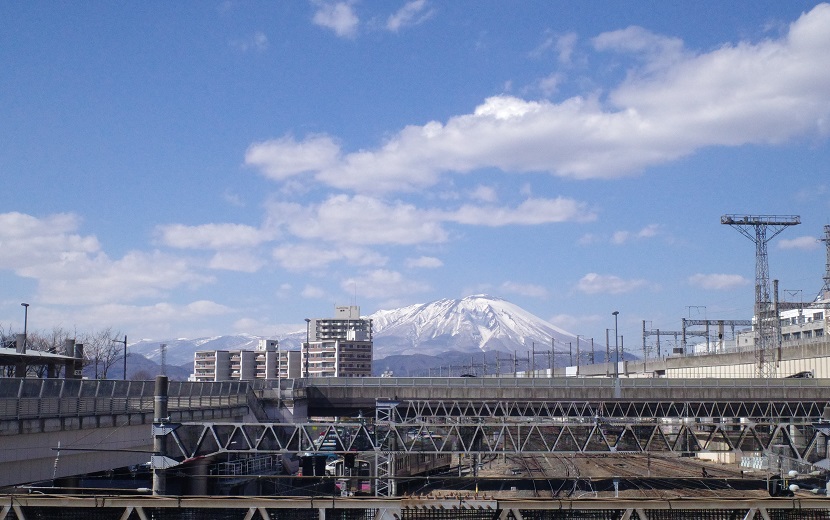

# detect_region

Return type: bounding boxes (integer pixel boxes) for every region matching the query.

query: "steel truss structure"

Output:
[391,399,829,422]
[4,495,830,520]
[163,418,826,462]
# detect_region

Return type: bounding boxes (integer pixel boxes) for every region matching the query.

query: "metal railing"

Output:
[298,375,830,390]
[0,378,250,421]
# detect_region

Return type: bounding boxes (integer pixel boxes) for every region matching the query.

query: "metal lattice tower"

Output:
[820,225,830,300]
[721,214,800,378]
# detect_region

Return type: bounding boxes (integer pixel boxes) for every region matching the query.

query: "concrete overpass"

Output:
[291,376,830,419]
[0,378,257,488]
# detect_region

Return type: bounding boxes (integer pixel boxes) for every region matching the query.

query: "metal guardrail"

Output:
[0,378,250,421]
[299,376,830,389]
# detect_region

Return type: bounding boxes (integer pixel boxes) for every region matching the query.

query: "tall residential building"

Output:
[302,306,373,378]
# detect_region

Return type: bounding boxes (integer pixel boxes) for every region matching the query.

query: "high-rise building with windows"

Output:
[303,306,373,378]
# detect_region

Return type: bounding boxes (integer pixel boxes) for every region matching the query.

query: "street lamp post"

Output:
[113,336,128,380]
[304,318,311,378]
[20,303,29,353]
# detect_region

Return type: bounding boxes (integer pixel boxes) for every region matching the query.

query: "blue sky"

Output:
[1,1,829,349]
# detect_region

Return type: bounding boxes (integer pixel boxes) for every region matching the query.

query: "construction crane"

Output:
[721,214,800,378]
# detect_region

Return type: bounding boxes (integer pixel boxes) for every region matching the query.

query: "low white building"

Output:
[191,339,301,382]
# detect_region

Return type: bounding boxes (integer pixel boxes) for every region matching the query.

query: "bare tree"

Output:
[26,327,76,377]
[80,327,124,379]
[0,324,17,376]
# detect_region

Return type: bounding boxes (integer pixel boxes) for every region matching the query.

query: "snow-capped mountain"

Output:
[130,333,265,366]
[129,295,577,365]
[369,294,575,358]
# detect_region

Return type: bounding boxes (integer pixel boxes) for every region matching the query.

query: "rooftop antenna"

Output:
[721,214,800,378]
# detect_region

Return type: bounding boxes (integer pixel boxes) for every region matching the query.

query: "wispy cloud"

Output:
[778,236,819,250]
[406,256,443,269]
[500,281,549,299]
[386,0,433,32]
[688,273,749,290]
[612,224,660,245]
[342,269,431,299]
[155,223,273,249]
[576,273,651,295]
[230,31,269,52]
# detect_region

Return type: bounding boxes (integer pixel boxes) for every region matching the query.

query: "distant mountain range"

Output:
[128,295,583,377]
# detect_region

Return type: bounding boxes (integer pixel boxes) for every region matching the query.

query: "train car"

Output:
[397,452,453,477]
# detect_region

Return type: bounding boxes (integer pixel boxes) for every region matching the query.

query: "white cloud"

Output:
[223,191,245,207]
[637,224,659,238]
[264,195,593,255]
[778,235,819,250]
[556,32,578,64]
[273,243,386,271]
[209,251,265,273]
[576,273,650,295]
[611,231,631,245]
[688,273,750,290]
[537,73,562,97]
[469,185,498,203]
[532,31,578,64]
[301,284,329,299]
[248,5,830,193]
[549,313,604,334]
[155,223,272,249]
[386,0,433,32]
[0,212,212,306]
[312,1,359,38]
[0,212,100,270]
[49,300,234,338]
[445,197,596,226]
[529,32,555,58]
[267,195,449,245]
[500,281,548,298]
[405,256,443,269]
[342,269,430,299]
[246,134,341,180]
[593,25,685,70]
[612,224,660,244]
[32,251,213,305]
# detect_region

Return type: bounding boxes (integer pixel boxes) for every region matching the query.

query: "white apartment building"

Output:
[191,339,301,382]
[302,306,373,378]
[780,296,828,344]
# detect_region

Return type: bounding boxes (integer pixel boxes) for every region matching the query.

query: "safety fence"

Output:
[0,378,250,421]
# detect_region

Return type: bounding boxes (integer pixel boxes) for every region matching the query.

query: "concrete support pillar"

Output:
[14,334,26,377]
[187,456,210,495]
[153,375,169,495]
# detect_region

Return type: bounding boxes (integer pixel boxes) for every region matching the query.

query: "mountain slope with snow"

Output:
[369,294,576,358]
